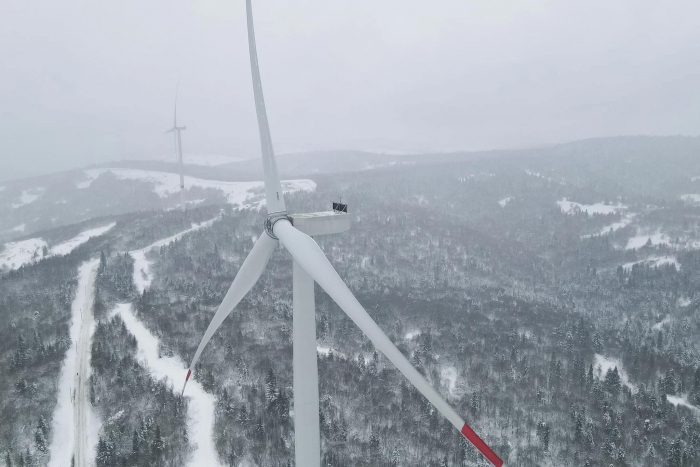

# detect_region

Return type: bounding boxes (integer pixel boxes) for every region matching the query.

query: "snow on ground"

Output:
[583,214,635,238]
[498,197,513,207]
[78,168,315,207]
[652,315,672,330]
[666,395,700,415]
[0,223,116,271]
[48,260,101,467]
[106,410,125,426]
[114,303,224,467]
[692,176,700,182]
[440,366,459,398]
[626,231,671,250]
[404,330,421,340]
[12,187,45,208]
[0,237,47,270]
[681,194,700,203]
[317,345,346,359]
[558,198,626,215]
[678,297,692,307]
[594,354,636,392]
[51,223,116,256]
[525,170,564,185]
[12,223,25,232]
[622,256,680,271]
[131,217,219,293]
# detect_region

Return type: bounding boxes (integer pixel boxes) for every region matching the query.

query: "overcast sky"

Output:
[1,0,699,181]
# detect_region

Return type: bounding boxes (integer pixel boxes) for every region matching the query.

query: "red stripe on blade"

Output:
[461,423,503,467]
[185,369,191,382]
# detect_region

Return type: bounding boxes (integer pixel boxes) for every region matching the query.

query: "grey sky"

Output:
[1,0,699,181]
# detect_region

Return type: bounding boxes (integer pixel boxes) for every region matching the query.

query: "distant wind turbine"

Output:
[182,1,504,466]
[165,82,187,212]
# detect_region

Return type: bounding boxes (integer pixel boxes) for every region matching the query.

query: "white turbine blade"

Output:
[274,219,504,467]
[174,79,179,128]
[182,231,277,394]
[246,0,286,214]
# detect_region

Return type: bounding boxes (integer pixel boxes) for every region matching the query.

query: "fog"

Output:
[1,0,699,181]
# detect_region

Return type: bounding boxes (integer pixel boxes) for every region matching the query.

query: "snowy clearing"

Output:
[498,197,513,207]
[681,194,700,203]
[51,223,116,256]
[583,214,635,238]
[0,223,115,271]
[440,366,459,398]
[0,237,47,270]
[131,217,218,293]
[594,354,636,392]
[114,303,224,467]
[12,188,45,208]
[652,315,672,330]
[558,198,626,215]
[626,231,671,250]
[12,223,26,233]
[317,345,346,359]
[666,395,700,415]
[78,168,315,207]
[48,260,101,467]
[678,297,692,307]
[622,256,680,271]
[404,330,420,340]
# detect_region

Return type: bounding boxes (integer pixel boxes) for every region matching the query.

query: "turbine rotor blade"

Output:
[246,0,286,214]
[164,129,174,134]
[273,219,503,467]
[174,79,179,128]
[182,231,277,395]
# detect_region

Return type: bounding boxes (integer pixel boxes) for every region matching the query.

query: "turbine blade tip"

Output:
[460,422,503,467]
[181,369,192,395]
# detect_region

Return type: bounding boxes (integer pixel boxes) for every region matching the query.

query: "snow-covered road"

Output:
[131,217,218,293]
[114,304,224,466]
[122,218,224,466]
[48,260,101,467]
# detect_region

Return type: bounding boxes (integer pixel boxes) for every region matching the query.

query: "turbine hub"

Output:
[264,212,289,239]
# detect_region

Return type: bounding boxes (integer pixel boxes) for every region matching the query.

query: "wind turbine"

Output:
[182,1,504,466]
[165,82,187,212]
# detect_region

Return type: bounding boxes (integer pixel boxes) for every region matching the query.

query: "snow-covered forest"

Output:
[2,137,700,466]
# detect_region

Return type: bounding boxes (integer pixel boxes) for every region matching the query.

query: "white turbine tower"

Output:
[182,1,504,466]
[165,82,187,212]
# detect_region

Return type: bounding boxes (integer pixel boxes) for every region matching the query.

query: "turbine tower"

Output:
[182,1,504,466]
[165,82,187,212]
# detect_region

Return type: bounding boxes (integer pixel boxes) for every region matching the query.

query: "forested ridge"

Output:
[2,138,700,466]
